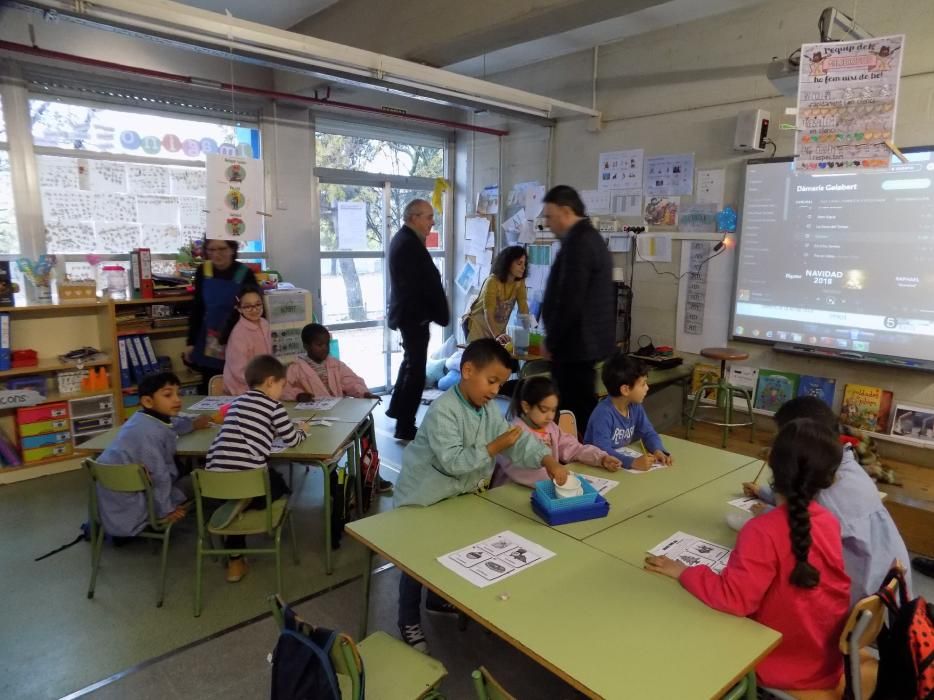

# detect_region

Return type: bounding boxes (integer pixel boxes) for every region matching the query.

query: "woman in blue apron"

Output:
[184,240,258,393]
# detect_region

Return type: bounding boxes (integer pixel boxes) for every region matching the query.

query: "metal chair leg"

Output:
[359,548,373,640]
[743,389,756,444]
[322,462,333,575]
[288,510,300,565]
[275,528,283,595]
[194,536,204,617]
[87,523,105,599]
[685,388,705,440]
[157,525,172,608]
[722,382,733,448]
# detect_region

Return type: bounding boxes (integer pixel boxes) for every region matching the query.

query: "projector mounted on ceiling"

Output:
[767,7,874,97]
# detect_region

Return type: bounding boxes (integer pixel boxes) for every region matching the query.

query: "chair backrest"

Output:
[207,374,226,396]
[84,458,160,529]
[557,410,577,437]
[192,467,272,536]
[471,666,516,700]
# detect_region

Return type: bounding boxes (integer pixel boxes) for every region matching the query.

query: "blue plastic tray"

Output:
[532,477,600,512]
[531,492,609,525]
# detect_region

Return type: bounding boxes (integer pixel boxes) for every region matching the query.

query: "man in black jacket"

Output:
[386,199,450,440]
[541,185,616,433]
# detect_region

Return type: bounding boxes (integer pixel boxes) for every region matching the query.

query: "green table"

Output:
[346,494,779,699]
[583,461,769,567]
[480,436,759,539]
[78,396,379,574]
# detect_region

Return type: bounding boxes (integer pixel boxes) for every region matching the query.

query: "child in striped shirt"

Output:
[207,354,306,582]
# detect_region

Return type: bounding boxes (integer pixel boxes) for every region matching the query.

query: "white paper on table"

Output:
[578,474,619,495]
[728,496,766,512]
[437,530,555,589]
[617,445,667,471]
[465,215,491,241]
[649,531,732,573]
[294,397,342,411]
[188,396,232,411]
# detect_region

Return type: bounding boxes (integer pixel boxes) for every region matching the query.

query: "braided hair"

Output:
[768,418,842,588]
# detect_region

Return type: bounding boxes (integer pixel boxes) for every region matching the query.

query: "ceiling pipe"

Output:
[0,39,510,136]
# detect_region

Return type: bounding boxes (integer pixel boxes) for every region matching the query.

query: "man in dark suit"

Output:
[541,185,616,433]
[386,199,449,440]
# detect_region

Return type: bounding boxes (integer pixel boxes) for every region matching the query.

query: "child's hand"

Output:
[631,453,655,471]
[742,482,760,498]
[296,393,312,403]
[654,450,672,466]
[644,555,688,579]
[364,392,381,401]
[750,502,769,517]
[600,455,622,471]
[192,414,212,430]
[488,426,522,456]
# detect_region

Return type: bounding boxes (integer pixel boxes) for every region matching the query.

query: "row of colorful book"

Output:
[690,363,934,442]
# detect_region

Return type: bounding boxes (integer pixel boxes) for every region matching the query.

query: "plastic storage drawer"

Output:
[19,418,69,437]
[73,415,114,434]
[17,402,68,423]
[69,395,114,418]
[22,431,71,450]
[23,443,72,463]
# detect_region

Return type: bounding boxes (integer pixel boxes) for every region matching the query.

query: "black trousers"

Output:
[551,359,597,437]
[387,322,430,435]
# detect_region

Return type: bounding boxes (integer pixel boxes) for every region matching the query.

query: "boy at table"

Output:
[95,372,211,539]
[393,338,568,654]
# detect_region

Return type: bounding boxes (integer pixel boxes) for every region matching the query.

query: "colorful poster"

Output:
[644,196,679,226]
[796,35,905,171]
[598,149,644,192]
[206,154,264,241]
[644,153,694,196]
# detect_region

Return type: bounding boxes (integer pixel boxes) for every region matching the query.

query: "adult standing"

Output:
[386,199,449,441]
[184,239,258,394]
[541,185,615,432]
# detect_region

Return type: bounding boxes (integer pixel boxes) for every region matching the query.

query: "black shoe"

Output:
[425,598,459,616]
[398,623,428,654]
[376,477,394,494]
[912,556,934,578]
[394,426,417,441]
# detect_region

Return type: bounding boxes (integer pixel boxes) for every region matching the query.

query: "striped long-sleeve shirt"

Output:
[206,390,305,471]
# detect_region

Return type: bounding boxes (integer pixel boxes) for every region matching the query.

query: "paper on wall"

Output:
[337,200,368,250]
[644,153,694,196]
[206,153,264,241]
[456,260,479,293]
[643,196,679,227]
[648,531,732,573]
[582,189,610,215]
[465,231,487,258]
[502,208,526,234]
[518,219,536,244]
[437,530,555,588]
[477,185,499,215]
[608,234,631,253]
[636,234,672,263]
[608,190,643,217]
[695,169,725,206]
[678,203,718,233]
[465,215,491,240]
[598,149,644,191]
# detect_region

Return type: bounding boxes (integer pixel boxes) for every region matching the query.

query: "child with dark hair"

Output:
[222,285,271,396]
[492,375,620,487]
[583,353,671,470]
[463,246,529,342]
[743,395,912,603]
[646,418,851,692]
[393,338,568,654]
[207,354,306,582]
[282,323,378,401]
[96,372,211,537]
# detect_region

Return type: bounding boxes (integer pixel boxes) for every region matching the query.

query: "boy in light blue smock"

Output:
[584,353,672,471]
[96,372,210,537]
[744,395,912,604]
[394,339,568,654]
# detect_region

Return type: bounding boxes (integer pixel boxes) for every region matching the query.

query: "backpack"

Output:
[358,426,380,514]
[871,568,934,700]
[329,465,355,549]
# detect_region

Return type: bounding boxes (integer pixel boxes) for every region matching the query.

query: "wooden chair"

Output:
[270,595,447,700]
[471,666,516,700]
[207,374,226,396]
[84,458,179,607]
[761,574,899,700]
[191,468,298,617]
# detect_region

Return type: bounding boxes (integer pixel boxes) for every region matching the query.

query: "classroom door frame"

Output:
[312,168,453,392]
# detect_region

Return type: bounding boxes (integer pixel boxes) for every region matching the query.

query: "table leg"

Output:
[358,547,373,640]
[321,460,333,575]
[350,421,365,519]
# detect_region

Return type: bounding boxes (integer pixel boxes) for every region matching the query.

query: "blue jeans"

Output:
[398,572,446,627]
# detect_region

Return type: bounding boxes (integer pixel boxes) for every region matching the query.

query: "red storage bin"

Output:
[17,402,69,424]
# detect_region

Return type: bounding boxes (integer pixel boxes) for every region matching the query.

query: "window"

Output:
[315,131,444,178]
[0,96,19,255]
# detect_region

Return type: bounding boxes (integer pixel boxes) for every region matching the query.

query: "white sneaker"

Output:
[398,623,429,654]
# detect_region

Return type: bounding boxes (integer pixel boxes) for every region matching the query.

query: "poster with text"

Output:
[796,35,904,171]
[598,149,644,192]
[644,153,694,197]
[206,154,264,241]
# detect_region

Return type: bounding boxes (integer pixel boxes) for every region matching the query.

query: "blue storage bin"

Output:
[21,431,71,449]
[531,492,609,525]
[532,477,600,511]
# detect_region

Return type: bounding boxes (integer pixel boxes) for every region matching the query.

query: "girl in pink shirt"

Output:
[645,418,851,692]
[222,287,272,396]
[282,324,378,400]
[492,375,621,487]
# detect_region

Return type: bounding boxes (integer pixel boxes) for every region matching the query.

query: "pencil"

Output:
[752,460,767,485]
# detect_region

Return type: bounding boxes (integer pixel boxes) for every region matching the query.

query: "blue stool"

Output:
[685,347,756,448]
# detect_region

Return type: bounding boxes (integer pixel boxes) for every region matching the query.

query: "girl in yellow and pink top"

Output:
[463,246,529,342]
[222,286,272,395]
[282,323,378,400]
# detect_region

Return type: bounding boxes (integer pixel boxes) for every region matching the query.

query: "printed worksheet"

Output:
[617,446,667,473]
[728,496,766,512]
[187,396,232,411]
[294,397,341,411]
[649,531,731,573]
[438,530,555,588]
[578,474,619,496]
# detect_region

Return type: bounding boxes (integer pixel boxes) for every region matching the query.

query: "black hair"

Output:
[601,352,647,397]
[219,284,265,345]
[774,395,839,435]
[768,418,842,589]
[508,375,558,420]
[491,246,528,283]
[543,185,586,217]
[205,238,240,255]
[301,323,330,346]
[138,371,180,398]
[245,354,286,388]
[460,338,512,372]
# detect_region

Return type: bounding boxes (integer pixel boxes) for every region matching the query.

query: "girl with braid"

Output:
[645,419,851,692]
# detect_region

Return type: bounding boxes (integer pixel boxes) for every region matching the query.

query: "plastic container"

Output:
[531,492,609,526]
[102,265,128,300]
[533,477,601,509]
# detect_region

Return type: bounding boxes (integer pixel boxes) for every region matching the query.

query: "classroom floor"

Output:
[3,395,932,700]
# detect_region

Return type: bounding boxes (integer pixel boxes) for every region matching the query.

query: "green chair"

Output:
[191,468,299,617]
[269,595,447,700]
[471,666,516,700]
[685,347,756,448]
[84,458,178,608]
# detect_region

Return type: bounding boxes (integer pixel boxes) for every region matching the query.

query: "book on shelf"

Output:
[840,383,894,433]
[754,369,800,413]
[797,374,837,407]
[691,363,721,401]
[727,365,758,409]
[890,403,934,444]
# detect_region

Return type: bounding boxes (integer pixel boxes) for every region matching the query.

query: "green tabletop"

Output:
[347,494,779,700]
[78,396,378,461]
[480,436,759,539]
[583,461,770,567]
